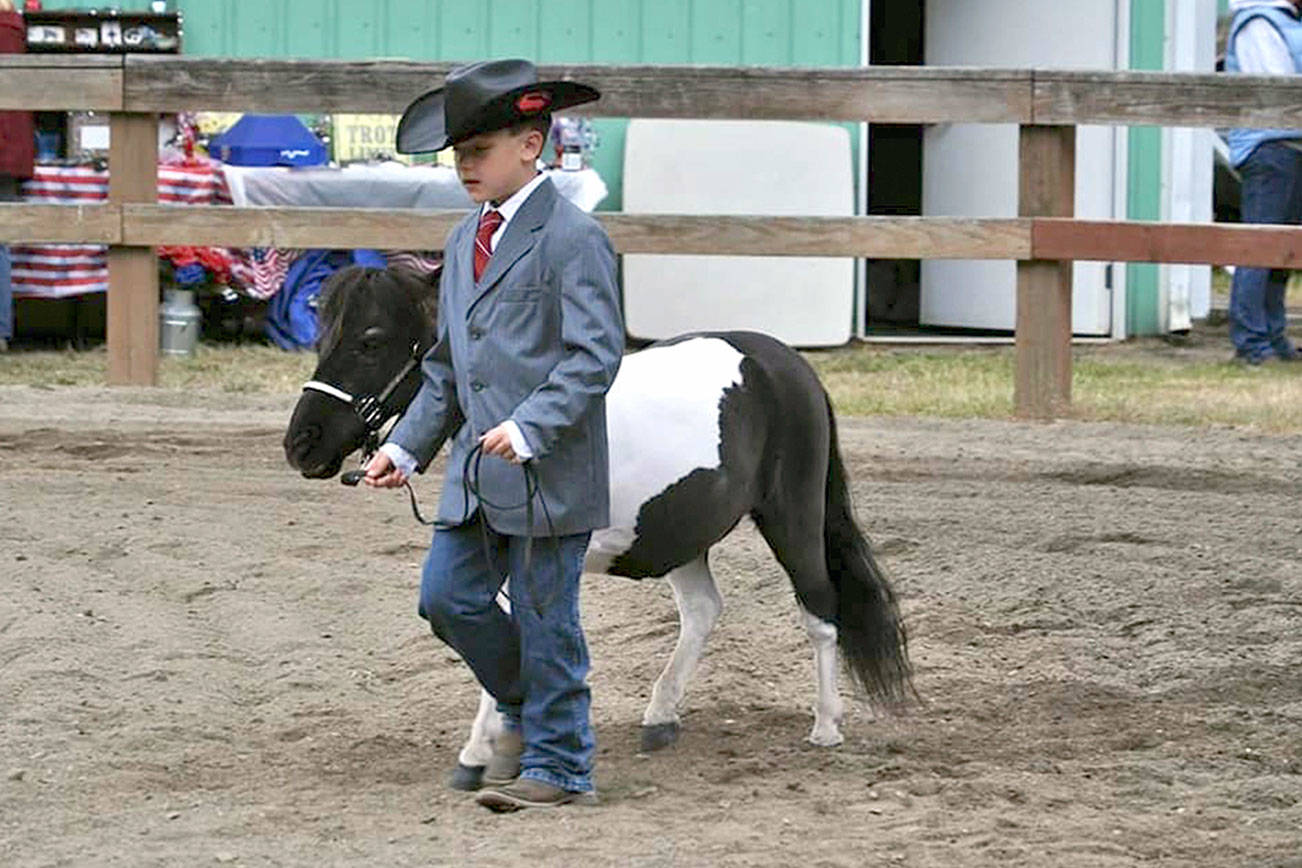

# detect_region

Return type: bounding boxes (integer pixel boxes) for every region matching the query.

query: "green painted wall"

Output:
[1127,0,1164,336]
[38,0,861,210]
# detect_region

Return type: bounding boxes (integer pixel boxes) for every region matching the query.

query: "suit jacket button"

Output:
[471,381,485,392]
[469,328,483,340]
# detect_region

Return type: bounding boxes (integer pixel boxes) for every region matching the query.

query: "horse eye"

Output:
[357,330,386,355]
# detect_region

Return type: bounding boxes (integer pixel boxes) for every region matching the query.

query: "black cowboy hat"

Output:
[395,58,600,154]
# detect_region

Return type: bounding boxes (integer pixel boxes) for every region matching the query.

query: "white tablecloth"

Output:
[219,163,608,213]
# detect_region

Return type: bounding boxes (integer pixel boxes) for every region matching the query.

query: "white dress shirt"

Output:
[378,173,547,478]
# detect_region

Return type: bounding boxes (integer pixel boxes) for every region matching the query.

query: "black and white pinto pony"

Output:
[284,265,911,788]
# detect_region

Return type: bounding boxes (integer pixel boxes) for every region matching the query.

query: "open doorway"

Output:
[865,0,925,330]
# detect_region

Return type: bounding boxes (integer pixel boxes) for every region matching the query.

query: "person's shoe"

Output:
[480,728,523,787]
[0,338,8,353]
[475,777,598,812]
[1274,343,1302,361]
[1232,350,1275,368]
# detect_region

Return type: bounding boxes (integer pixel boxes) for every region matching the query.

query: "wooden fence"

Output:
[4,57,1302,417]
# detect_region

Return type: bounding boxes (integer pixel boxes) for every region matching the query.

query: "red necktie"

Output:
[473,209,504,282]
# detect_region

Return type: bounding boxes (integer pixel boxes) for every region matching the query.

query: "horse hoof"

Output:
[448,763,485,791]
[805,730,844,748]
[639,722,680,752]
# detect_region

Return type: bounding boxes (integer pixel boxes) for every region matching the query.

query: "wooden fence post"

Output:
[107,112,158,386]
[1015,125,1075,418]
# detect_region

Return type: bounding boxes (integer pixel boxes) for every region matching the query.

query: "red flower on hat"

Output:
[516,91,552,113]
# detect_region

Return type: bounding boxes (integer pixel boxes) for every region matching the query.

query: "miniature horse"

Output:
[283,265,910,789]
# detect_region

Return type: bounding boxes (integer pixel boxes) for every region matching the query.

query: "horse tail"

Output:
[823,400,913,706]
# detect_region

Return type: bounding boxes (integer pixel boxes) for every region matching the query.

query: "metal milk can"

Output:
[159,288,202,356]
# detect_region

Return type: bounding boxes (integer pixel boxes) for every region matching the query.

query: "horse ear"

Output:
[416,263,441,328]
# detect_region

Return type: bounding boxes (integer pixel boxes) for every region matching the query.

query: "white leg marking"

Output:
[642,557,724,727]
[802,608,845,747]
[458,688,504,768]
[457,583,511,768]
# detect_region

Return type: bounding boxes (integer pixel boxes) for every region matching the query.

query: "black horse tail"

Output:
[823,401,913,707]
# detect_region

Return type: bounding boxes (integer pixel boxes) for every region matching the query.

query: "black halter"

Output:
[302,340,424,458]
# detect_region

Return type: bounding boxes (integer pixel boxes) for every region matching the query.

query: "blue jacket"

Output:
[386,178,624,536]
[1226,4,1302,166]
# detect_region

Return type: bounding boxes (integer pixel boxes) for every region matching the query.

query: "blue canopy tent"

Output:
[210,114,328,167]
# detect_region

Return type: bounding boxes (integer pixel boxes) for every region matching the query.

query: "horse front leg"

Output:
[448,584,511,790]
[449,687,504,791]
[640,555,723,752]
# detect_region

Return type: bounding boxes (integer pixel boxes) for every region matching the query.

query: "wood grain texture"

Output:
[122,57,1034,122]
[0,56,123,110]
[1032,219,1302,269]
[123,206,1033,259]
[107,113,159,387]
[0,204,120,243]
[1033,70,1302,128]
[2,57,1301,129]
[1016,125,1076,420]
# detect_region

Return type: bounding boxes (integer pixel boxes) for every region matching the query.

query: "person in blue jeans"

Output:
[363,60,621,812]
[1225,0,1302,364]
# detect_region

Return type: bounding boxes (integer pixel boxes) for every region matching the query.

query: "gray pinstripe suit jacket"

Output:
[386,177,624,536]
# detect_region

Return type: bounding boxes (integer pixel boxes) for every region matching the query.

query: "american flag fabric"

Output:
[11,159,235,299]
[228,246,294,300]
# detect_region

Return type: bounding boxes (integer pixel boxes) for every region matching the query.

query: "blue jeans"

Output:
[1229,141,1302,361]
[419,514,595,793]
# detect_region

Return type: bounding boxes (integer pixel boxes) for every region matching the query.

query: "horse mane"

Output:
[316,264,440,356]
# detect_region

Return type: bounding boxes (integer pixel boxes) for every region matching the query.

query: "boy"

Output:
[362,59,623,812]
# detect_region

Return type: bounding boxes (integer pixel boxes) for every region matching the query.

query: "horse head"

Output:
[283,264,439,478]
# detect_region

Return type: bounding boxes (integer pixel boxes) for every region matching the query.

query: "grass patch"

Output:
[806,344,1302,433]
[6,338,1302,433]
[0,344,316,393]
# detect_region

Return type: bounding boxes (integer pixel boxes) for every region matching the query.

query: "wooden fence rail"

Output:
[4,57,1302,417]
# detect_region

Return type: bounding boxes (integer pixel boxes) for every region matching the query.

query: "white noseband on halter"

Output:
[301,379,355,405]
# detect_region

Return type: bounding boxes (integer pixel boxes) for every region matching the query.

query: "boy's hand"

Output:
[363,451,408,488]
[479,424,520,464]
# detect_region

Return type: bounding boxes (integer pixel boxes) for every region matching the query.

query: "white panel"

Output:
[1164,0,1218,329]
[921,0,1120,335]
[622,119,854,347]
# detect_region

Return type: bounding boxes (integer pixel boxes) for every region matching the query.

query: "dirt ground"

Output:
[1,382,1300,867]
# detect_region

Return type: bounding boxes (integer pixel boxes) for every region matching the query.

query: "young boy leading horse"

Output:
[362,59,623,812]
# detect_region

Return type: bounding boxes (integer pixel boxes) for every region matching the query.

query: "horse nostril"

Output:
[285,426,321,464]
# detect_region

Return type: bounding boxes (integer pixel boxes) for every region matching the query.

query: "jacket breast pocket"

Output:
[497,287,543,304]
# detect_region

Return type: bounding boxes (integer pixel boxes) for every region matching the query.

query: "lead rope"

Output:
[313,344,565,617]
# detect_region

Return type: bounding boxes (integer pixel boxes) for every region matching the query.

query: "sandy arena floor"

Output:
[1,384,1299,866]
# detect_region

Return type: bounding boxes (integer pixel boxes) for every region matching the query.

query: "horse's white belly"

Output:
[586,337,745,573]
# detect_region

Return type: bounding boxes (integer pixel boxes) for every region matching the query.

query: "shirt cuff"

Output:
[503,420,534,460]
[378,441,420,478]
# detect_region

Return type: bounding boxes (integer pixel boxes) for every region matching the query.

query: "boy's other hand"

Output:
[479,424,520,464]
[363,451,408,488]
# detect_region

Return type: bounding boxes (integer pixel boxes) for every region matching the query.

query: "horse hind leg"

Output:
[801,607,845,746]
[640,555,724,752]
[752,506,846,747]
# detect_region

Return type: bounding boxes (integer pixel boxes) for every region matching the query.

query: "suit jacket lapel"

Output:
[469,178,556,309]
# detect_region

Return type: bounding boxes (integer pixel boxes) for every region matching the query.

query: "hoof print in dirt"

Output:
[640,722,680,752]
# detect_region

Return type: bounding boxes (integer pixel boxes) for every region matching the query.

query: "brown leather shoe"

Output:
[481,728,523,787]
[475,778,598,812]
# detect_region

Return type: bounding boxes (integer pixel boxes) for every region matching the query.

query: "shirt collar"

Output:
[484,171,548,226]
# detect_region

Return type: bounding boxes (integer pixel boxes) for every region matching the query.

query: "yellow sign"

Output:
[332,113,410,164]
[194,111,243,137]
